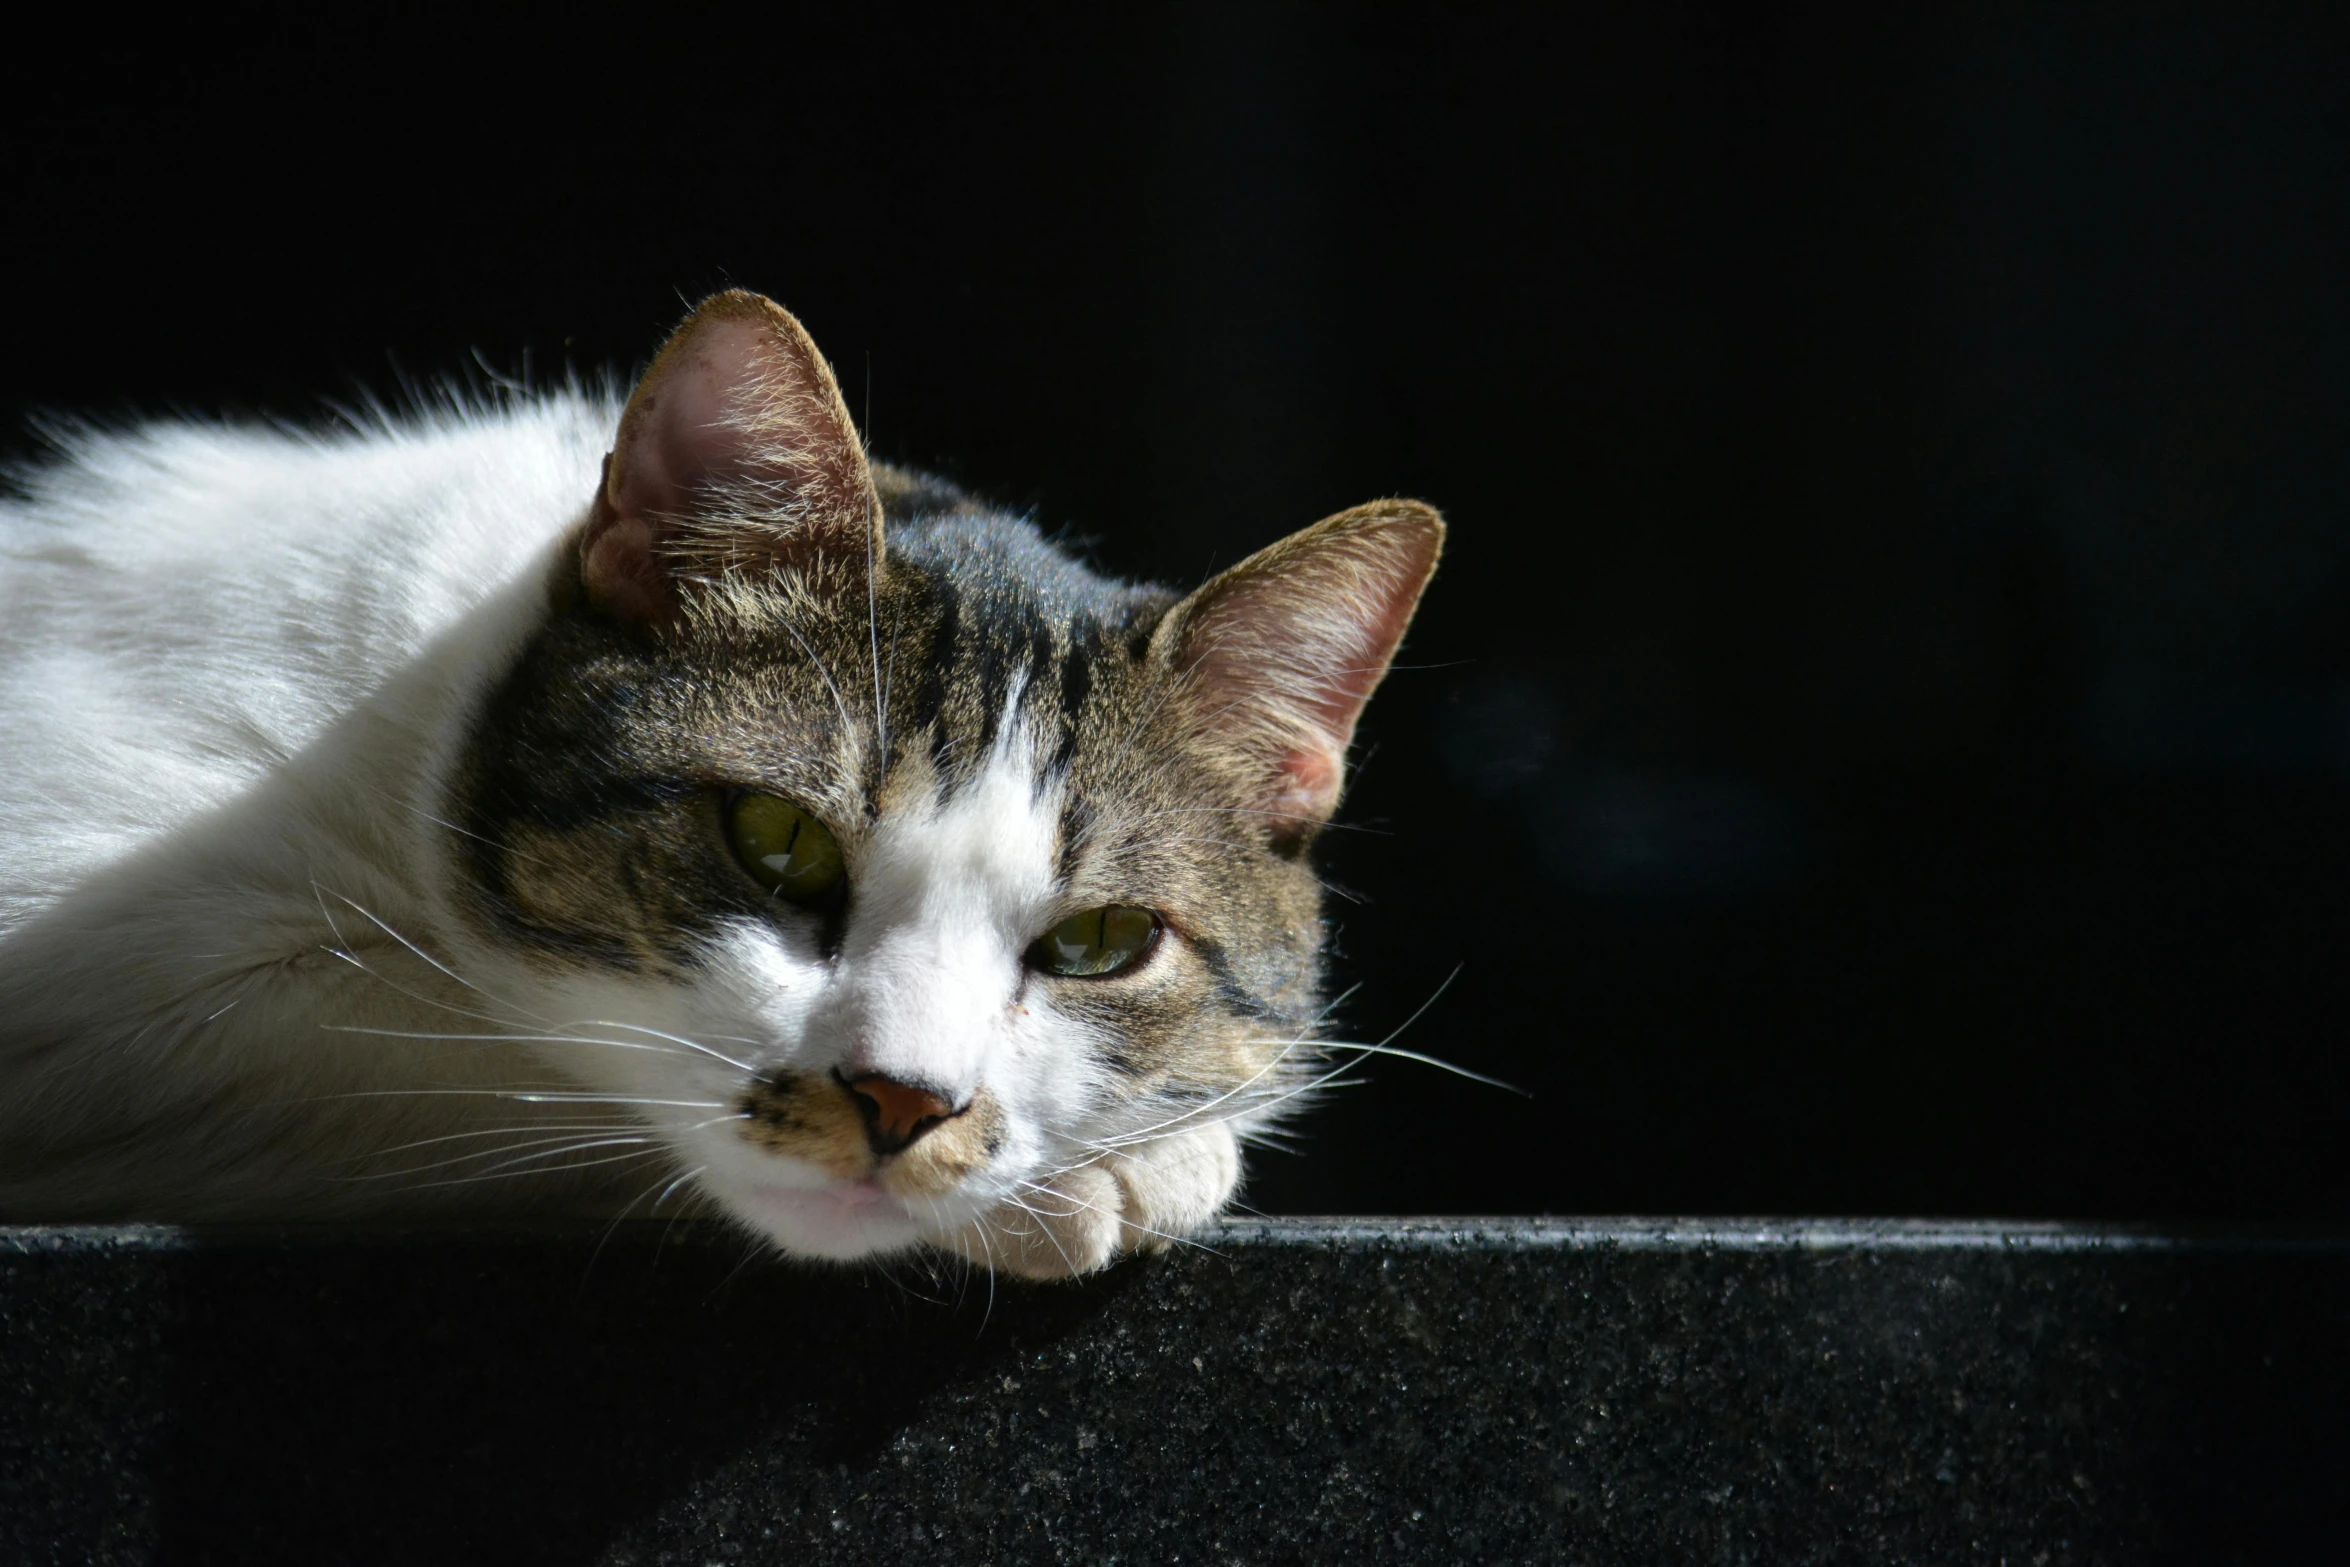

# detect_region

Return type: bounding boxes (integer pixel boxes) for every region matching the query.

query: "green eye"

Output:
[727,793,845,906]
[1028,905,1161,978]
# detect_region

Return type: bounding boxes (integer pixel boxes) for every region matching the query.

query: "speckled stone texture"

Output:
[1,1220,2344,1565]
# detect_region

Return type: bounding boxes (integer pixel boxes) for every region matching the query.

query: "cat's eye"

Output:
[727,792,845,906]
[1028,905,1161,978]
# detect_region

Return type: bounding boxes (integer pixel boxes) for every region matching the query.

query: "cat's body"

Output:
[0,293,1440,1276]
[0,392,692,1220]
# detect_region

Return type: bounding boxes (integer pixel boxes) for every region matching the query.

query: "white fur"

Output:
[0,405,604,923]
[0,400,617,1213]
[667,714,1118,1258]
[0,399,1236,1268]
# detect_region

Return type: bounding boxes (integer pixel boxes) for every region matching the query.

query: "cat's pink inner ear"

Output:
[580,291,880,624]
[604,319,758,524]
[1168,500,1445,832]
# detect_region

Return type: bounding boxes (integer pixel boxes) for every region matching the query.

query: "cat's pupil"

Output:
[727,793,845,906]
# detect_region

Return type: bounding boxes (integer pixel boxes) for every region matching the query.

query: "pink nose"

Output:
[842,1073,957,1156]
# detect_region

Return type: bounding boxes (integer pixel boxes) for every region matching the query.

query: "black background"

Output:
[8,4,2349,1220]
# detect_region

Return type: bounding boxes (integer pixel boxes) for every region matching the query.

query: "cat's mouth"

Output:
[744,1177,926,1259]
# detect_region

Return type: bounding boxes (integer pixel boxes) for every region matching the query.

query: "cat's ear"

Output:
[579,290,881,625]
[1157,500,1444,837]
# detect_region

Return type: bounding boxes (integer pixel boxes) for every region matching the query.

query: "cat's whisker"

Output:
[774,613,859,750]
[654,1165,711,1263]
[312,883,550,1024]
[351,1112,737,1182]
[343,1132,659,1182]
[1011,1176,1222,1259]
[1029,1147,1114,1181]
[349,1122,645,1163]
[1126,1065,1391,1147]
[321,1023,702,1060]
[865,489,888,774]
[951,1204,1002,1330]
[1275,1039,1526,1096]
[649,1166,707,1222]
[1200,960,1493,1108]
[873,1251,952,1311]
[308,893,557,1038]
[1000,1193,1083,1277]
[1238,1131,1307,1157]
[542,1017,760,1074]
[588,1156,696,1281]
[1076,982,1353,1165]
[301,1088,728,1109]
[1084,1035,1399,1153]
[462,1109,741,1184]
[1085,1038,1316,1149]
[384,1145,675,1193]
[386,793,557,867]
[1008,1181,1087,1220]
[320,1021,741,1074]
[882,601,904,773]
[1319,981,1365,1020]
[972,1220,999,1324]
[310,952,539,1035]
[365,1009,746,1067]
[707,1228,776,1300]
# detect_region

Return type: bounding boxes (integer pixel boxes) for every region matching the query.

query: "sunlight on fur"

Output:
[0,291,1442,1278]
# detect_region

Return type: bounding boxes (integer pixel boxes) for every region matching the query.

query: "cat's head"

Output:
[448,291,1440,1276]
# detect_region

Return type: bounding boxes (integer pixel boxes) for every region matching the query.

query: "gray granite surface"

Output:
[1,1218,2345,1564]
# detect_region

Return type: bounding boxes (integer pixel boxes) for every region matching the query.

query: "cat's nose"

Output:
[840,1071,959,1157]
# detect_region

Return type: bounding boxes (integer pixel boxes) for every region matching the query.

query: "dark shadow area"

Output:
[2,1226,2344,1562]
[2125,1250,2350,1562]
[6,5,2350,1219]
[143,1231,1128,1566]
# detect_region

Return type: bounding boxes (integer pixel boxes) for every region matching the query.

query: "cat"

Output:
[0,290,1441,1278]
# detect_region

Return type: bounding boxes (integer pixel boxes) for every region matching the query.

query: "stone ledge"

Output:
[3,1219,2345,1563]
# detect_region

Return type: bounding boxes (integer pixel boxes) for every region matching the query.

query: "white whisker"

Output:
[312,883,548,1023]
[1002,1193,1082,1277]
[324,1089,726,1108]
[385,1146,674,1193]
[654,1166,711,1260]
[1013,1176,1222,1259]
[550,1017,759,1074]
[354,1122,644,1161]
[344,1132,657,1182]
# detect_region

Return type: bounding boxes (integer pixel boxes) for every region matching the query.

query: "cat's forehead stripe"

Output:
[883,547,1137,803]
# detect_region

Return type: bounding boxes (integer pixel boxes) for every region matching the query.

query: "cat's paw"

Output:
[933,1122,1240,1280]
[1103,1118,1241,1255]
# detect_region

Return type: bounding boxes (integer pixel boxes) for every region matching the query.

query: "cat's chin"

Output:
[731,1178,928,1262]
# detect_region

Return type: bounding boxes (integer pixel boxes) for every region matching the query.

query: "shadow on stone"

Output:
[141,1231,1126,1565]
[6,1221,2348,1563]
